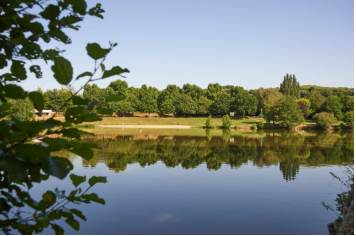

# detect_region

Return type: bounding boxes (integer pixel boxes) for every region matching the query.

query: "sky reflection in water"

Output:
[35,129,353,235]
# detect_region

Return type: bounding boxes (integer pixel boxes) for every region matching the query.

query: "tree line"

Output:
[10,73,354,128]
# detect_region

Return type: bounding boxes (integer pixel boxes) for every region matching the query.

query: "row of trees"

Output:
[12,74,353,129]
[39,81,259,117]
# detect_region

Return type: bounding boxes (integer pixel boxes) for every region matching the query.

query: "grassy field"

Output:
[54,116,265,127]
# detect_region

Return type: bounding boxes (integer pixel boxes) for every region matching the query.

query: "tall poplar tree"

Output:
[279,73,300,98]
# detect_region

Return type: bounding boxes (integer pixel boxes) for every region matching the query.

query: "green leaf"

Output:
[44,118,62,129]
[102,66,130,79]
[51,223,64,235]
[81,193,105,205]
[70,0,87,15]
[42,191,56,206]
[70,145,94,160]
[51,57,73,85]
[42,138,70,152]
[29,91,44,113]
[43,157,73,179]
[70,209,86,221]
[11,60,27,80]
[76,71,92,80]
[61,128,84,139]
[14,144,50,163]
[1,84,26,99]
[105,94,124,102]
[43,49,59,61]
[10,29,25,45]
[29,65,42,78]
[73,96,90,105]
[12,120,45,134]
[88,176,107,187]
[62,15,83,25]
[96,108,113,115]
[0,54,7,69]
[88,3,105,19]
[65,107,101,124]
[64,107,86,124]
[70,174,86,188]
[86,43,110,60]
[100,63,105,71]
[48,29,71,44]
[40,5,60,20]
[65,217,80,231]
[0,155,28,180]
[29,22,44,35]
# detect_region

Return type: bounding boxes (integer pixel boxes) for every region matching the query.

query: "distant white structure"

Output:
[229,112,235,117]
[33,109,52,117]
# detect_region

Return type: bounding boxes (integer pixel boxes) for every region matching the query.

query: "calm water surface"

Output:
[35,129,353,235]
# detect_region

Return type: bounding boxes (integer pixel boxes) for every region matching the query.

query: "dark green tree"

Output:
[230,88,258,116]
[221,114,232,129]
[276,96,304,128]
[205,83,222,100]
[205,115,214,128]
[160,99,175,115]
[262,91,283,124]
[196,97,212,116]
[313,112,337,130]
[322,96,343,120]
[209,91,231,115]
[306,90,325,113]
[279,73,300,98]
[43,88,72,112]
[137,85,159,114]
[175,93,196,116]
[182,83,204,100]
[108,79,128,98]
[343,111,354,128]
[7,97,34,120]
[83,84,106,111]
[157,85,180,114]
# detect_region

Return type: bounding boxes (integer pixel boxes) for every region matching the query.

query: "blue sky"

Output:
[22,0,354,91]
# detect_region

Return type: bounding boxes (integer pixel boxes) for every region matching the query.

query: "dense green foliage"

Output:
[221,114,232,129]
[275,96,305,128]
[343,111,354,128]
[280,74,300,98]
[0,0,129,234]
[205,115,214,128]
[296,98,312,118]
[313,112,337,130]
[322,96,344,120]
[41,73,352,128]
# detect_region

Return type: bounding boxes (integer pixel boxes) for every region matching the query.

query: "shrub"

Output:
[221,114,232,129]
[343,111,354,128]
[251,124,257,130]
[313,112,337,130]
[257,122,265,129]
[205,115,214,128]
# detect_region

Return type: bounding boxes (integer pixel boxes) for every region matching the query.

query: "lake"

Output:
[35,128,353,235]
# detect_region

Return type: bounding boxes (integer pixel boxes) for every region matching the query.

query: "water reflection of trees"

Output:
[79,132,353,181]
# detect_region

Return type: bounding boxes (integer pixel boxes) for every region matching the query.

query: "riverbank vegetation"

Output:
[13,74,353,130]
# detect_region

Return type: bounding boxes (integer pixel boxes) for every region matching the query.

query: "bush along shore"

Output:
[324,167,354,235]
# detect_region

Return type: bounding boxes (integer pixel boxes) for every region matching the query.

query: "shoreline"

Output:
[98,125,192,129]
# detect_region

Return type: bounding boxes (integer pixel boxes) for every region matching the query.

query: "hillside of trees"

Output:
[11,74,354,128]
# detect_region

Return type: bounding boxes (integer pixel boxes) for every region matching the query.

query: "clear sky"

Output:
[21,0,354,91]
